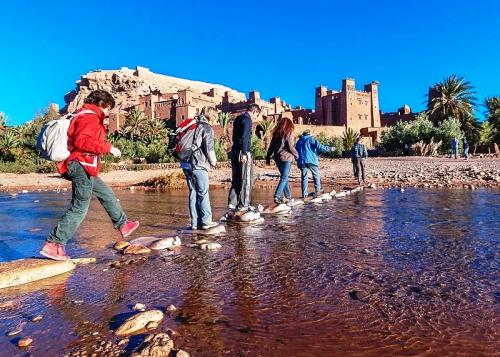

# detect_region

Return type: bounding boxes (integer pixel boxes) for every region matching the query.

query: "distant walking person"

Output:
[295,130,335,198]
[463,138,470,161]
[40,90,139,261]
[228,104,261,212]
[180,107,219,230]
[451,137,459,159]
[266,117,299,205]
[351,137,368,185]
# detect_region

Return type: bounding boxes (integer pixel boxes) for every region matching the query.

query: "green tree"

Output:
[257,118,275,149]
[0,112,6,133]
[341,127,359,149]
[478,121,495,146]
[427,75,476,125]
[217,112,233,149]
[0,129,20,161]
[484,96,500,143]
[144,118,169,145]
[120,108,149,141]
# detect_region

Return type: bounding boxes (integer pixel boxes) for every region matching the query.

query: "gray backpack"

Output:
[36,110,94,162]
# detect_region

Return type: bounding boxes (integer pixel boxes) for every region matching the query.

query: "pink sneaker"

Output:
[40,241,70,261]
[119,220,140,238]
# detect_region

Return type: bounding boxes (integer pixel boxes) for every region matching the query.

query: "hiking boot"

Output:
[202,222,219,230]
[119,220,140,238]
[40,241,70,261]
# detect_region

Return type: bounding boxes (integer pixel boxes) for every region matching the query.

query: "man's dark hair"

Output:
[247,104,261,114]
[84,90,116,109]
[355,137,361,143]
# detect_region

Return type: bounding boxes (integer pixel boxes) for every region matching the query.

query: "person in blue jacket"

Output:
[295,130,335,198]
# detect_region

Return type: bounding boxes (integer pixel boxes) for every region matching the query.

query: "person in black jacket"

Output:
[228,104,261,212]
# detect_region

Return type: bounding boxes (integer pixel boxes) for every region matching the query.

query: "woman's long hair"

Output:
[272,117,294,139]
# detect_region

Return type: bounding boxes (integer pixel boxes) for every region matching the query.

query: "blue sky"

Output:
[0,0,499,125]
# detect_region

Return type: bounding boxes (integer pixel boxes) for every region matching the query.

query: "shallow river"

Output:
[0,188,499,356]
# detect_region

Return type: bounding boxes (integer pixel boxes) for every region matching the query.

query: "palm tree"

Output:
[217,112,233,149]
[0,129,20,161]
[342,127,359,149]
[257,117,275,149]
[120,108,149,141]
[0,112,6,133]
[484,96,500,144]
[427,75,476,125]
[145,118,169,144]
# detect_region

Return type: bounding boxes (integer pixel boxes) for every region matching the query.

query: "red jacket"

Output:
[56,103,112,177]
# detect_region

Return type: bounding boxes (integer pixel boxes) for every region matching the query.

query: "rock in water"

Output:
[335,192,347,198]
[123,244,151,255]
[0,259,76,290]
[148,238,174,250]
[172,236,182,246]
[199,243,222,250]
[146,321,159,330]
[17,337,32,348]
[200,224,226,235]
[132,303,146,312]
[115,310,164,336]
[31,315,43,322]
[129,333,174,357]
[262,204,291,214]
[166,304,177,313]
[318,193,332,201]
[129,236,162,247]
[239,211,261,222]
[114,241,130,251]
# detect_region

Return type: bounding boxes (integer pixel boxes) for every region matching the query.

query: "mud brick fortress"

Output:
[66,66,415,145]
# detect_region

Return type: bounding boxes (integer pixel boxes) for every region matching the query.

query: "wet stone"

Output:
[18,337,33,347]
[31,315,43,322]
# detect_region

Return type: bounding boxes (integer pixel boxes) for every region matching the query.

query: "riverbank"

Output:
[0,157,499,193]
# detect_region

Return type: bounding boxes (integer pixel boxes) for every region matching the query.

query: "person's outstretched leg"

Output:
[183,169,198,229]
[300,166,309,198]
[42,162,93,260]
[92,176,139,238]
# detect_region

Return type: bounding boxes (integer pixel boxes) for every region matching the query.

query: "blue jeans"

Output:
[274,160,292,200]
[300,163,321,198]
[183,169,212,228]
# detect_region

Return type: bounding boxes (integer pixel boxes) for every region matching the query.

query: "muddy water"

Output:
[0,188,499,356]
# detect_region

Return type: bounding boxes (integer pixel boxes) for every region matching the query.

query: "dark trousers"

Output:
[48,161,127,244]
[228,151,253,211]
[352,157,366,183]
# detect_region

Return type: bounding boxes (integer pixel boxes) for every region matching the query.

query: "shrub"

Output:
[316,133,344,158]
[250,135,266,160]
[214,138,228,162]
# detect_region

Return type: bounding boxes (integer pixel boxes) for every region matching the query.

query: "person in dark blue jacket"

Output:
[295,130,335,198]
[228,104,261,212]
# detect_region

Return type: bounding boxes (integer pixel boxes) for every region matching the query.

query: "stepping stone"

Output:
[180,225,226,235]
[335,192,348,198]
[260,203,292,215]
[129,236,162,247]
[0,259,76,290]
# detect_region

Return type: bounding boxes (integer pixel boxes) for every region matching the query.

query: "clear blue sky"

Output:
[1,0,499,125]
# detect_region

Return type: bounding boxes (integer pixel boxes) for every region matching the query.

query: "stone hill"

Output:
[64,66,246,113]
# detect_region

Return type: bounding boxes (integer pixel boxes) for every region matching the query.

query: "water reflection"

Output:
[0,188,498,356]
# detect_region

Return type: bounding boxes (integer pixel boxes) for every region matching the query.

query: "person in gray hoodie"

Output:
[180,107,218,230]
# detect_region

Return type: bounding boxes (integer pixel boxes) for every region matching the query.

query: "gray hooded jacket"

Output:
[188,115,217,171]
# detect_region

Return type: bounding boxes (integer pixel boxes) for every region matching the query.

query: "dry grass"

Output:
[139,169,187,190]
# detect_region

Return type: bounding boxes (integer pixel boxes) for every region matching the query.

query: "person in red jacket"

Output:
[40,90,140,261]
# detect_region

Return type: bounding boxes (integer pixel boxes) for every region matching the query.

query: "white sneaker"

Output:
[202,222,219,230]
